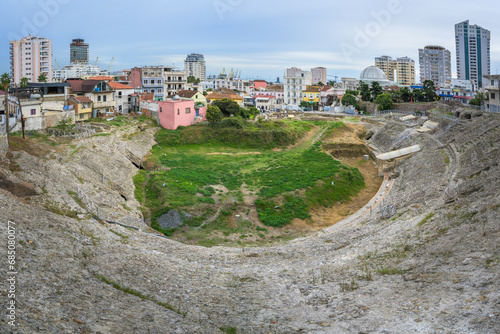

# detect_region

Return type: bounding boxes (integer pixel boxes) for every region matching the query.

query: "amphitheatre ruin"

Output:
[0,102,499,333]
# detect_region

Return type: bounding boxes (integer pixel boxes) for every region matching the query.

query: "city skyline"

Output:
[1,0,499,82]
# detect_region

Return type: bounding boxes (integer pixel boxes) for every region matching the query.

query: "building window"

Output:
[491,93,496,99]
[30,109,36,115]
[143,80,148,85]
[118,92,122,97]
[80,113,85,119]
[160,107,162,113]
[103,95,107,102]
[98,96,101,102]
[177,109,180,115]
[185,107,191,114]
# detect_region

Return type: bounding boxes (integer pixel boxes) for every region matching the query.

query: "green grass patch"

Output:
[94,274,186,316]
[134,120,365,243]
[418,212,435,227]
[376,267,408,275]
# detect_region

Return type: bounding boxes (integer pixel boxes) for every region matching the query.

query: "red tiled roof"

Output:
[71,96,93,103]
[87,76,115,81]
[108,81,134,90]
[206,93,243,100]
[320,85,334,92]
[176,90,199,98]
[254,80,267,82]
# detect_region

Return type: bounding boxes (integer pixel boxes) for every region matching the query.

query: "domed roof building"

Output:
[360,66,388,81]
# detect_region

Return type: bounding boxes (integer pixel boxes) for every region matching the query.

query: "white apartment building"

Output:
[10,35,53,84]
[419,45,451,87]
[455,20,491,88]
[202,78,252,93]
[52,63,110,82]
[141,66,187,100]
[284,67,312,106]
[184,53,206,81]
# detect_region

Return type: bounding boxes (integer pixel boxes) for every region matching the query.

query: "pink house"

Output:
[158,99,206,130]
[253,80,268,90]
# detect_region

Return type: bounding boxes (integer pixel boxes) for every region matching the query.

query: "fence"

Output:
[392,130,411,149]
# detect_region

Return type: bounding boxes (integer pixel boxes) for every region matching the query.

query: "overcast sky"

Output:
[1,0,499,82]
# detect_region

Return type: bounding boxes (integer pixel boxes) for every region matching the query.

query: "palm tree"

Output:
[1,73,11,144]
[20,77,29,87]
[38,74,47,83]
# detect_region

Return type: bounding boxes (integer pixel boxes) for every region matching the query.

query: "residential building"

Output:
[202,77,252,93]
[302,86,321,104]
[141,66,164,100]
[311,67,327,85]
[249,89,284,104]
[108,81,135,114]
[70,39,89,64]
[163,66,187,97]
[375,56,415,85]
[418,45,451,87]
[174,90,208,107]
[284,67,312,107]
[10,35,53,84]
[184,53,206,81]
[52,63,110,82]
[158,99,206,130]
[483,75,500,112]
[67,79,115,116]
[128,67,143,90]
[320,85,343,106]
[455,20,491,88]
[206,92,244,107]
[375,56,395,81]
[6,85,75,130]
[254,95,277,111]
[253,80,268,91]
[341,77,358,91]
[68,96,93,122]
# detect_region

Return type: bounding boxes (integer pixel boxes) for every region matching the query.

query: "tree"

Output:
[399,87,412,103]
[1,73,11,144]
[375,93,394,111]
[359,81,371,101]
[422,80,439,102]
[341,93,357,107]
[469,92,488,106]
[327,80,336,86]
[206,105,223,124]
[370,81,383,100]
[412,89,424,102]
[248,107,260,118]
[317,81,324,86]
[38,74,47,83]
[299,101,310,108]
[212,98,241,117]
[20,77,29,87]
[346,89,359,96]
[187,76,201,84]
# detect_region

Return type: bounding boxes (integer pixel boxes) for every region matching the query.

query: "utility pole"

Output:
[15,85,26,139]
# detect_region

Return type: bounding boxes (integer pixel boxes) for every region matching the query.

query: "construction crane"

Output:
[94,57,99,66]
[54,59,61,70]
[108,57,114,72]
